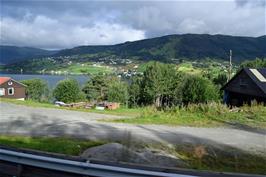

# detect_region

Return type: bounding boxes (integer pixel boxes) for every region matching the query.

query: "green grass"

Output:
[0,98,56,108]
[58,63,114,75]
[2,98,265,128]
[0,135,104,155]
[174,144,266,175]
[142,143,266,175]
[0,98,141,117]
[112,103,266,128]
[177,62,202,74]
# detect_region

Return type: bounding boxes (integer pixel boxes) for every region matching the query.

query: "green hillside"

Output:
[55,34,266,62]
[0,45,57,65]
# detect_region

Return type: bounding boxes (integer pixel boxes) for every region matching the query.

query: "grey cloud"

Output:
[235,0,265,7]
[0,0,265,49]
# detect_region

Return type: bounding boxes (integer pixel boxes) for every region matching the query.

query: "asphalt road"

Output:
[0,102,265,156]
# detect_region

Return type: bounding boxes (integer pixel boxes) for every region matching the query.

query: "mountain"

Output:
[55,34,266,62]
[1,34,266,66]
[0,46,57,65]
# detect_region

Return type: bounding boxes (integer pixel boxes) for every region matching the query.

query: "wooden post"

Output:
[228,50,232,81]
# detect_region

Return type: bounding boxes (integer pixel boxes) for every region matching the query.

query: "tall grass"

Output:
[114,102,266,128]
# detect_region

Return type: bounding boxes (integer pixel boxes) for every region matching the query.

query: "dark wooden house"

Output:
[221,68,266,106]
[0,77,26,100]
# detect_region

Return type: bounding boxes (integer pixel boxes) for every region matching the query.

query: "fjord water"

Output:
[0,73,89,88]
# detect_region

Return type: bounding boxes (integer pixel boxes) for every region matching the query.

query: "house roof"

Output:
[0,77,11,85]
[245,68,266,94]
[221,68,266,95]
[0,77,27,87]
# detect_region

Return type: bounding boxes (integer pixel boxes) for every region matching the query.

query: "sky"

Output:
[0,0,265,49]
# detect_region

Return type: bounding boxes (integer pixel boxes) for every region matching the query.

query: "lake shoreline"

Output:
[0,71,88,76]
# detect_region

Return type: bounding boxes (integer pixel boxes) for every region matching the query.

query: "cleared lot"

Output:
[0,102,265,156]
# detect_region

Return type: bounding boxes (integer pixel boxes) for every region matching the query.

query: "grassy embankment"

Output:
[1,98,265,128]
[177,144,266,175]
[0,134,265,175]
[110,102,266,129]
[145,143,266,175]
[0,135,104,155]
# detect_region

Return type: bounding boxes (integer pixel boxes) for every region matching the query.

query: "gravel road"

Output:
[0,102,265,156]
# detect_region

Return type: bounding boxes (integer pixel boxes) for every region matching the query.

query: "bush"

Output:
[21,79,49,102]
[181,75,219,104]
[53,79,85,103]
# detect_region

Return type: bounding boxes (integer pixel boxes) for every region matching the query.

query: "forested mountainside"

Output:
[0,46,57,65]
[55,34,266,62]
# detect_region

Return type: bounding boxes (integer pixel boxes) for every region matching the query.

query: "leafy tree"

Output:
[21,79,49,102]
[53,78,85,103]
[82,73,110,101]
[140,62,182,108]
[107,81,128,105]
[181,75,219,104]
[128,76,142,107]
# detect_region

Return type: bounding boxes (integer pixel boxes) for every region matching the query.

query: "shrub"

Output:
[181,75,219,104]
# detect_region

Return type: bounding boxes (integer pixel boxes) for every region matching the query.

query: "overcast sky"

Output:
[0,0,265,49]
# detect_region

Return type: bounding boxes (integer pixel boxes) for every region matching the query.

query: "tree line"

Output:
[21,59,265,108]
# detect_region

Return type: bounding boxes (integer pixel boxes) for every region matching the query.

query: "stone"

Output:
[81,143,187,168]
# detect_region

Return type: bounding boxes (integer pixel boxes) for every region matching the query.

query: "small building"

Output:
[221,68,266,106]
[105,102,120,110]
[96,101,120,110]
[0,77,26,100]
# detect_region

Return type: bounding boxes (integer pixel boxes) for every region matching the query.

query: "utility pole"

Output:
[228,50,232,81]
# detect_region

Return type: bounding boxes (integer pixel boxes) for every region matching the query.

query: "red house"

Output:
[0,77,26,100]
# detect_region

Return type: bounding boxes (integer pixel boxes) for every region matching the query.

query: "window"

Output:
[8,87,14,95]
[8,81,13,85]
[0,88,5,96]
[239,78,247,88]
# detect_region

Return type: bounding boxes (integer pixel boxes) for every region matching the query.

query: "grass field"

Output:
[0,135,104,155]
[58,63,114,75]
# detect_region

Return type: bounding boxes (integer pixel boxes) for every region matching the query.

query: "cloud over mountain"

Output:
[0,0,265,49]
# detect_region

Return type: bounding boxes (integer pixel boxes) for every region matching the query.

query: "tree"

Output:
[82,73,110,101]
[53,78,85,103]
[139,62,182,108]
[107,81,128,106]
[128,76,142,107]
[21,79,49,102]
[181,75,219,104]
